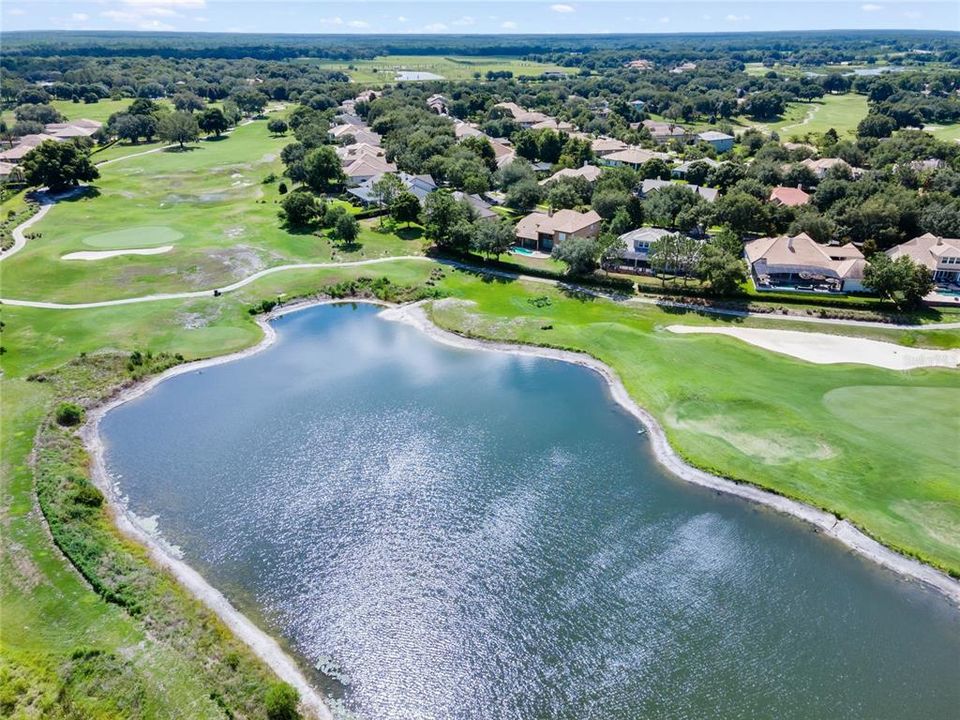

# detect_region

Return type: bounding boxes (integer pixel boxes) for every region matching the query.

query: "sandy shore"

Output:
[667,324,960,370]
[383,302,960,604]
[77,296,959,719]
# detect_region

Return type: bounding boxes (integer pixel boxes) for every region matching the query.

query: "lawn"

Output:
[733,93,868,140]
[925,122,960,143]
[425,272,960,576]
[299,54,574,83]
[1,120,428,303]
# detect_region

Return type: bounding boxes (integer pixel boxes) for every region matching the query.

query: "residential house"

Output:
[799,157,860,179]
[696,130,735,153]
[493,102,553,128]
[488,138,516,169]
[624,59,654,71]
[0,133,61,163]
[744,233,867,292]
[426,94,448,115]
[343,155,397,186]
[539,164,603,186]
[347,172,437,206]
[590,137,629,156]
[45,119,102,139]
[530,118,575,132]
[886,233,960,285]
[629,100,647,111]
[671,157,721,179]
[0,161,17,183]
[640,120,689,144]
[328,123,381,147]
[670,62,698,74]
[515,208,602,252]
[452,191,497,220]
[453,120,485,139]
[599,147,671,170]
[612,227,675,269]
[769,186,811,207]
[638,179,718,202]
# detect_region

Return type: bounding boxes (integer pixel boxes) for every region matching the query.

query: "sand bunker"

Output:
[667,325,960,370]
[62,246,174,261]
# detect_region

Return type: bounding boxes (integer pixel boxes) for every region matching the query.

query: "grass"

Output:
[733,93,868,140]
[298,54,574,84]
[423,272,960,575]
[924,122,960,143]
[0,120,428,303]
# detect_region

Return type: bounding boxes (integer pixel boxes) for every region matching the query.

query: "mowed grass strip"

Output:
[734,93,869,139]
[426,271,960,575]
[1,120,429,303]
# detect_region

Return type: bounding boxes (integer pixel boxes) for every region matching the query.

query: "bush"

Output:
[72,482,105,508]
[264,682,300,720]
[55,402,84,426]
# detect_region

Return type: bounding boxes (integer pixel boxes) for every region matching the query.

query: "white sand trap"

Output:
[667,325,960,370]
[62,246,174,261]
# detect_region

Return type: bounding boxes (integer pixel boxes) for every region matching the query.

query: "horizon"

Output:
[4,1,959,36]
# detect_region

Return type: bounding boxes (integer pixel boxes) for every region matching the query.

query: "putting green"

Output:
[83,225,184,249]
[822,386,960,463]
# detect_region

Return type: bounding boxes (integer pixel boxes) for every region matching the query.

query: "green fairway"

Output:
[299,54,574,83]
[734,93,868,139]
[83,225,183,248]
[425,272,960,575]
[1,120,428,303]
[925,122,960,143]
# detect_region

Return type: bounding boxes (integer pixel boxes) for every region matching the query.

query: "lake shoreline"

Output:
[78,296,959,720]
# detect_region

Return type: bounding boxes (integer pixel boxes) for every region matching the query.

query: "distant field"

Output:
[734,93,868,140]
[298,54,574,83]
[925,122,960,143]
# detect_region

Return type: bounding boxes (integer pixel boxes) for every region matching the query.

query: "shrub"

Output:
[55,402,84,426]
[264,682,300,720]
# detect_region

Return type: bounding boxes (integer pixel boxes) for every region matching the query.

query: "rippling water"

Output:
[102,303,959,719]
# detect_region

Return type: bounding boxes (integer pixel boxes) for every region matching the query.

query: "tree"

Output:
[334,212,360,244]
[551,236,597,276]
[303,146,345,193]
[264,681,300,720]
[111,114,145,143]
[591,188,630,219]
[231,88,268,116]
[698,236,747,295]
[863,253,934,309]
[370,173,403,225]
[390,191,421,227]
[172,91,205,113]
[857,113,897,139]
[198,107,229,137]
[505,179,542,210]
[21,141,99,191]
[15,103,63,125]
[423,190,471,249]
[158,112,200,149]
[471,219,515,260]
[643,185,705,229]
[267,119,289,136]
[279,191,319,226]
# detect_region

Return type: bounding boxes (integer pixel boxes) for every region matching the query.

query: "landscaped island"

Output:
[1,27,958,720]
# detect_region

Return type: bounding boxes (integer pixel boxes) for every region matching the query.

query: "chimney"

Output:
[787,236,794,252]
[548,207,554,217]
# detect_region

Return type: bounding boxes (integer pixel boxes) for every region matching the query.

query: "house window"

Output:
[558,232,567,241]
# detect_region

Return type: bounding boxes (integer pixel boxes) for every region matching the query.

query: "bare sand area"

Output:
[667,325,960,370]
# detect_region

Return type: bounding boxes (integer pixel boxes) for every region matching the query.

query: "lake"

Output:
[396,70,444,81]
[101,303,960,720]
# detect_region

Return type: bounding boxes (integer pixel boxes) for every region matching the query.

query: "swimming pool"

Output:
[512,247,534,256]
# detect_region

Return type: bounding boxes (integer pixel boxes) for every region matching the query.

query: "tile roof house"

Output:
[590,137,629,156]
[745,233,867,292]
[624,59,654,70]
[343,155,398,186]
[453,121,485,139]
[45,119,102,139]
[539,164,603,186]
[0,133,62,163]
[529,118,575,132]
[769,186,811,207]
[493,102,553,128]
[599,147,671,170]
[426,94,448,115]
[696,130,735,153]
[329,123,381,147]
[639,179,718,202]
[639,120,690,143]
[488,139,516,169]
[799,157,860,179]
[886,233,960,284]
[515,208,602,252]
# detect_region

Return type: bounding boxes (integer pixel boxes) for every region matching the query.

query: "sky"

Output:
[2,1,958,35]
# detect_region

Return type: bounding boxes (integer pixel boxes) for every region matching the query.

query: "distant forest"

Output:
[2,29,959,64]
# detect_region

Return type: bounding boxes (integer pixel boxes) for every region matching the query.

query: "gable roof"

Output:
[697,130,734,142]
[886,232,960,271]
[603,147,670,166]
[745,233,866,279]
[591,137,629,155]
[640,179,718,202]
